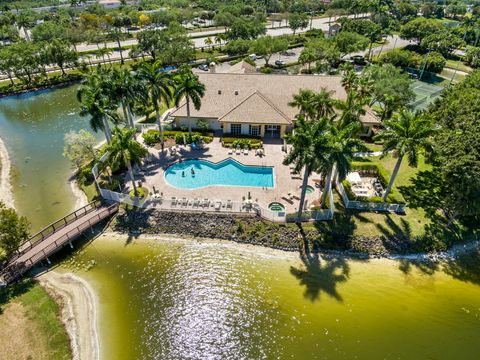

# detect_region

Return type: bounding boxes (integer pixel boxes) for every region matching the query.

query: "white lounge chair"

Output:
[226,200,233,209]
[243,149,249,155]
[202,199,209,207]
[193,198,200,207]
[228,148,233,155]
[171,197,177,206]
[214,200,221,210]
[236,148,241,155]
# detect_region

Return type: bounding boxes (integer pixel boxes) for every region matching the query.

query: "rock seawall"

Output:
[111,208,417,257]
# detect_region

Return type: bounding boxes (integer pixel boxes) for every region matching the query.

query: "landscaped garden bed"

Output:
[221,134,263,149]
[142,129,214,146]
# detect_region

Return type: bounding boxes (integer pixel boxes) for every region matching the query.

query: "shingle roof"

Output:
[218,91,291,125]
[171,73,377,125]
[226,60,257,74]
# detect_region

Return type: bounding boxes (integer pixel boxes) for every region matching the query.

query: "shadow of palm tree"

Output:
[290,252,350,302]
[443,245,480,286]
[397,258,439,276]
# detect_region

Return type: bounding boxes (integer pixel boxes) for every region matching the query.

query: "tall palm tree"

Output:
[319,122,365,208]
[77,70,119,143]
[135,61,173,150]
[104,68,139,128]
[283,116,330,222]
[335,91,368,131]
[373,110,436,201]
[312,88,337,118]
[288,89,316,120]
[173,66,205,134]
[340,66,358,93]
[106,127,148,196]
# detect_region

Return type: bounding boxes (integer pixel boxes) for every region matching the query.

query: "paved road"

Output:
[195,34,410,73]
[75,14,366,54]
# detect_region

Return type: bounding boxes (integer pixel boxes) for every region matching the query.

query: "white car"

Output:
[249,54,257,61]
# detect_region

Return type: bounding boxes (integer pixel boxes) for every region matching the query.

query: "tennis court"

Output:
[411,81,444,110]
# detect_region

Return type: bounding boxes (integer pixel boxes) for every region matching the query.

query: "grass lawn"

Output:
[0,279,71,360]
[80,181,100,203]
[311,152,434,240]
[305,193,430,240]
[445,59,473,73]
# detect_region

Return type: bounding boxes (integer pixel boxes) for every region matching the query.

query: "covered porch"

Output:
[222,122,288,139]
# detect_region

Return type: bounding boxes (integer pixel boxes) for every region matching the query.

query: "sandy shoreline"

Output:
[0,135,14,208]
[69,175,89,209]
[39,271,100,360]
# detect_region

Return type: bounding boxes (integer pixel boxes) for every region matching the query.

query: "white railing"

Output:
[336,180,406,213]
[99,188,146,208]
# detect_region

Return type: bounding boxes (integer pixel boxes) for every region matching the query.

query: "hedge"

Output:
[142,129,213,146]
[221,134,263,149]
[342,162,405,204]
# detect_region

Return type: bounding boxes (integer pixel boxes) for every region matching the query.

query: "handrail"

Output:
[0,203,119,284]
[4,201,103,266]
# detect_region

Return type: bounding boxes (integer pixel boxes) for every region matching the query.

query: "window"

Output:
[249,125,260,136]
[230,124,241,134]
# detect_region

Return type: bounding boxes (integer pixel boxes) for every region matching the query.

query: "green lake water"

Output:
[66,236,480,360]
[0,85,101,231]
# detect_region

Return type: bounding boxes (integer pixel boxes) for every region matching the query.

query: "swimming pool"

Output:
[164,158,274,189]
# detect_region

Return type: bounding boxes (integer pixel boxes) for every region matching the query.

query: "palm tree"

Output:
[340,65,358,92]
[106,127,148,196]
[77,69,119,143]
[373,110,436,201]
[15,10,33,41]
[335,91,368,131]
[173,66,205,134]
[319,122,365,208]
[312,88,337,118]
[283,116,330,222]
[104,68,138,128]
[204,37,213,48]
[135,61,173,150]
[288,89,316,120]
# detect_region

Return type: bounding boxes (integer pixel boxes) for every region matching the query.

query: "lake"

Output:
[0,85,102,231]
[67,236,480,360]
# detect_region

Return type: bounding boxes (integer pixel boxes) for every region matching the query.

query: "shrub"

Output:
[343,163,406,204]
[465,46,480,68]
[260,66,272,74]
[378,48,422,68]
[129,187,148,198]
[424,51,446,73]
[222,134,263,148]
[142,129,214,146]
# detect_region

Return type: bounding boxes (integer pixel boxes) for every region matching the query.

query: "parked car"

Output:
[350,55,367,65]
[275,59,286,66]
[198,64,209,71]
[249,54,257,61]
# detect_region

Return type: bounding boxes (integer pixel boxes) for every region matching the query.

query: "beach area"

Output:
[0,135,14,208]
[39,271,99,360]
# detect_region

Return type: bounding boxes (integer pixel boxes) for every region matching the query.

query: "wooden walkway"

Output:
[0,201,119,285]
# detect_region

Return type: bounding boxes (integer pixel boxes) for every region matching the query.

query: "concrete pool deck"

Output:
[129,136,321,213]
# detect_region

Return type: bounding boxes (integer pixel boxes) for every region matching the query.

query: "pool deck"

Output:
[130,137,321,213]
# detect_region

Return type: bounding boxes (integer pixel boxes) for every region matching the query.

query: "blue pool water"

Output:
[164,159,274,189]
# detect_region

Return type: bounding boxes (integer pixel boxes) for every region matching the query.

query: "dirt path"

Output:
[40,271,100,360]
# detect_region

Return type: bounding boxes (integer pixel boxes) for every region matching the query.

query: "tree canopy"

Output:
[426,70,480,223]
[0,202,29,261]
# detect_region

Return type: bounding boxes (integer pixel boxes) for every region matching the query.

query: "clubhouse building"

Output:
[171,72,379,138]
